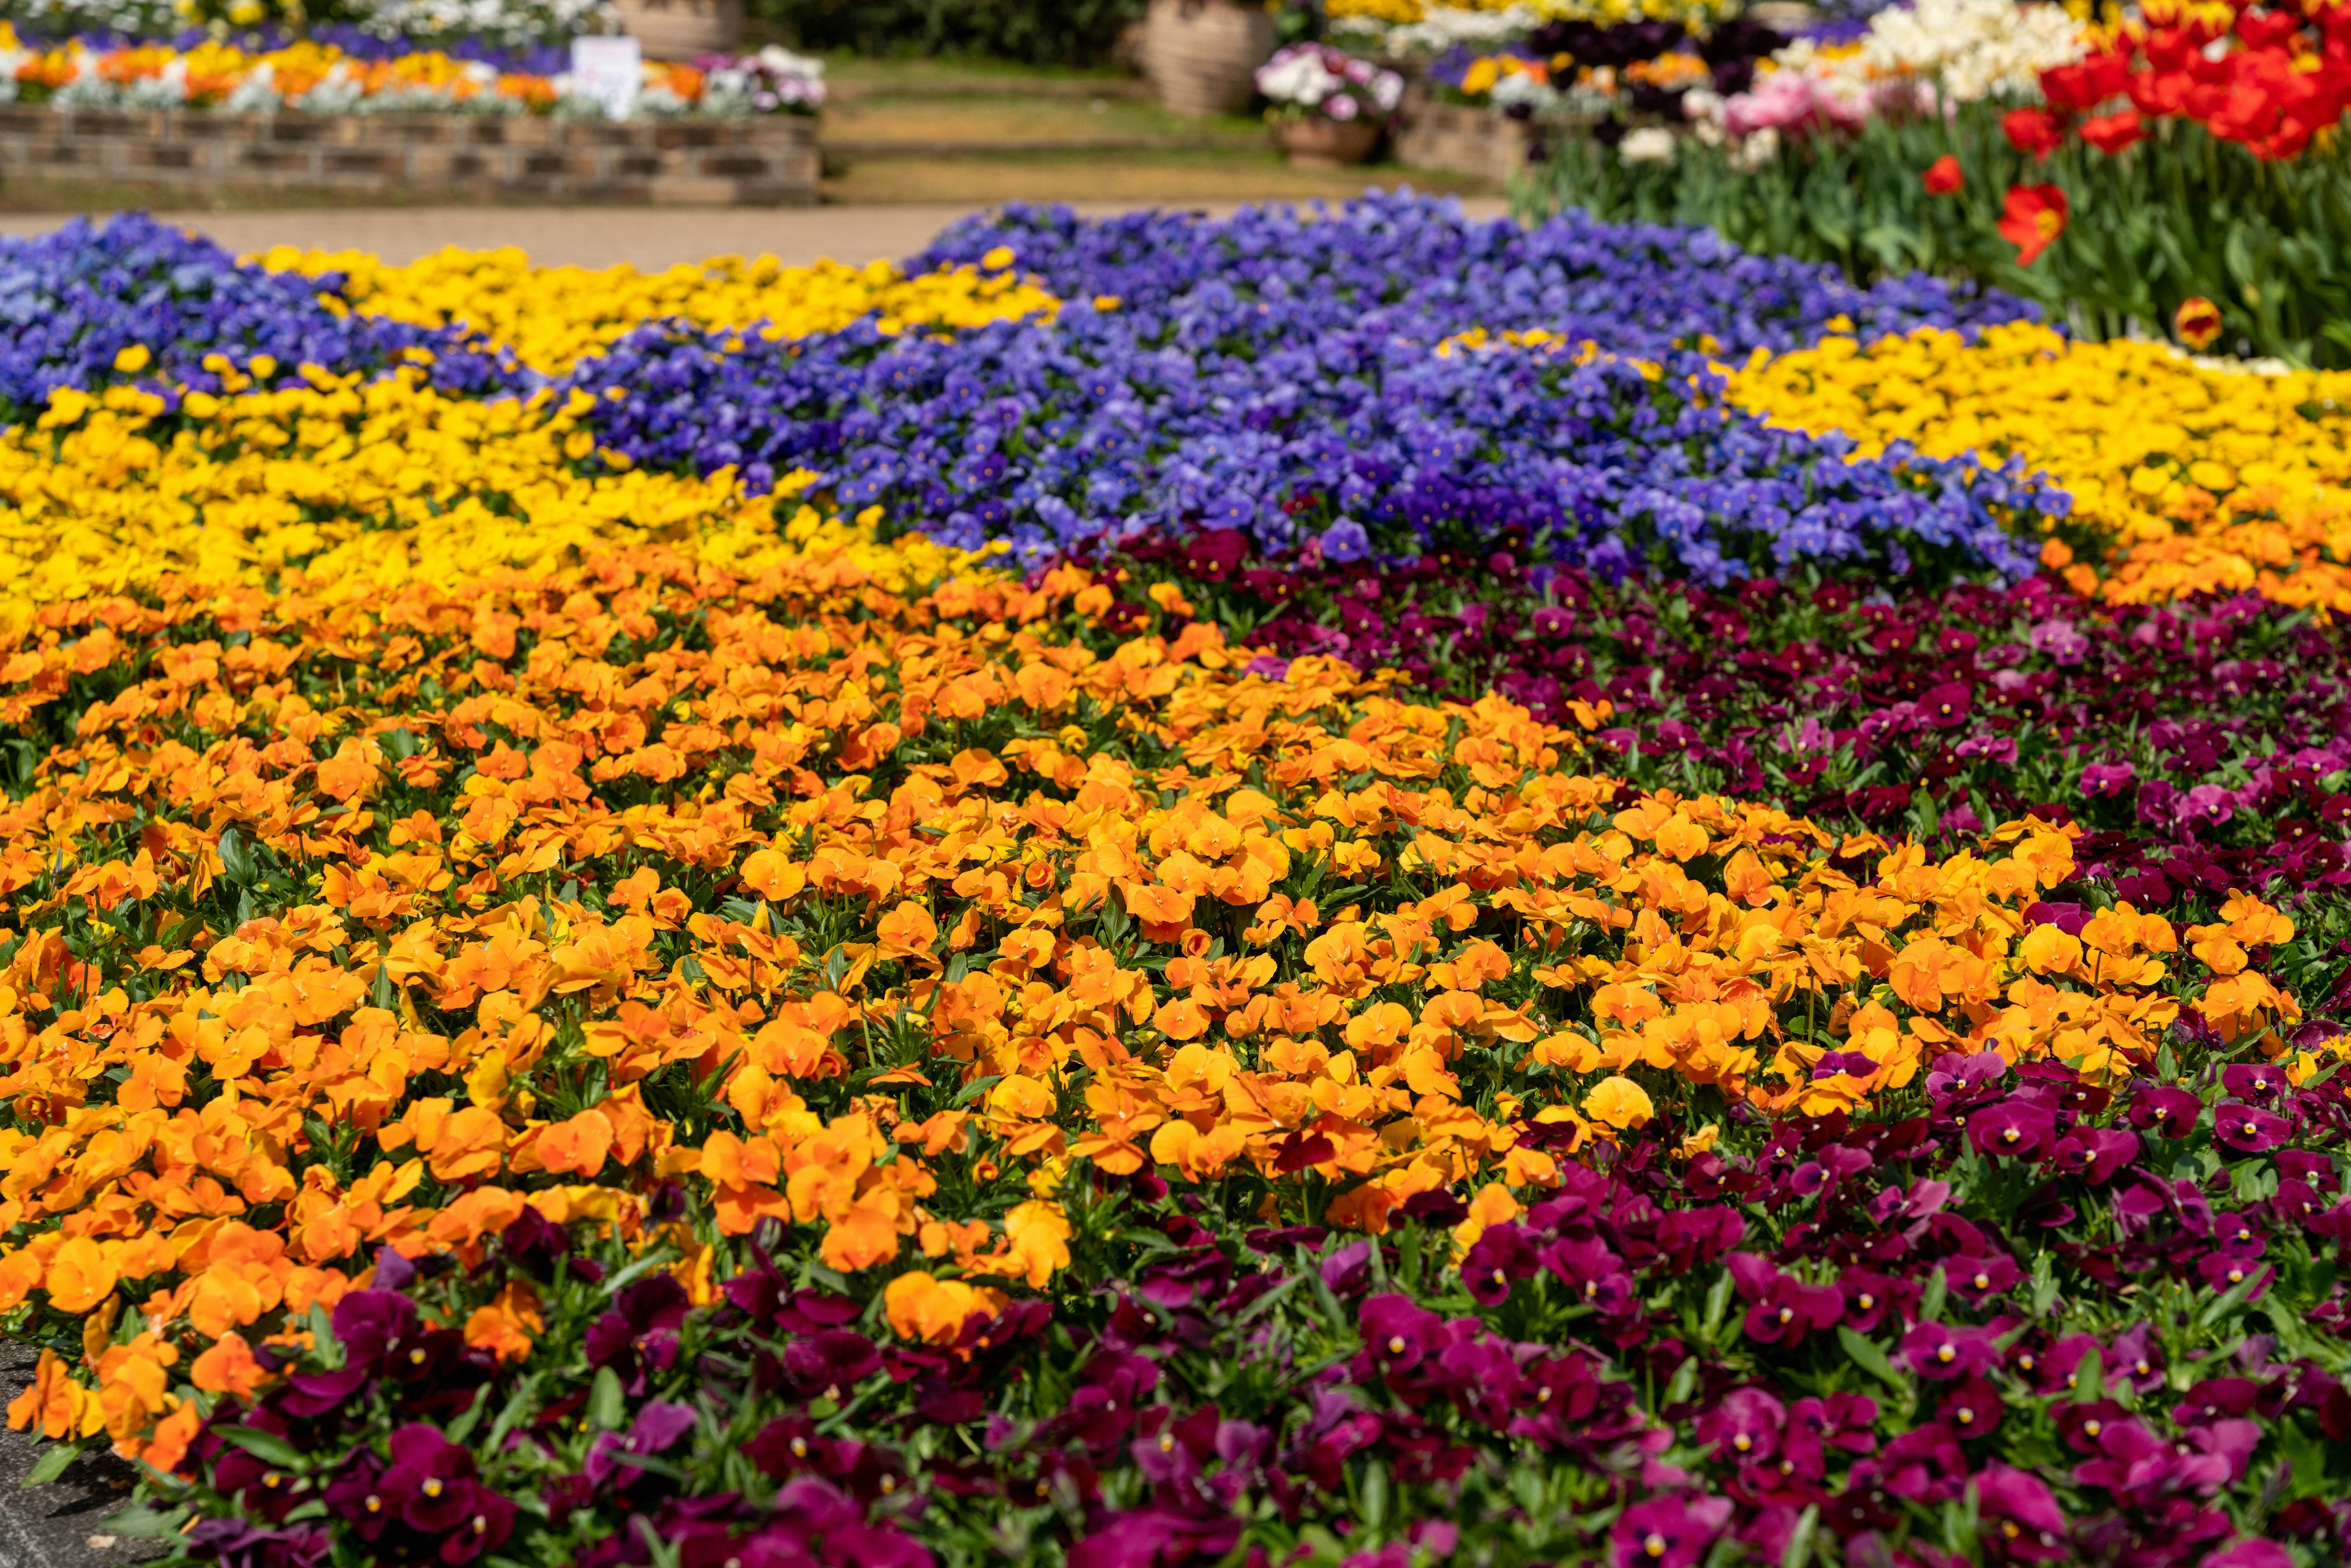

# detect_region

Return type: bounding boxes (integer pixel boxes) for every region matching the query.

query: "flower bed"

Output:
[1,198,2350,1568]
[0,27,823,116]
[1519,0,2351,369]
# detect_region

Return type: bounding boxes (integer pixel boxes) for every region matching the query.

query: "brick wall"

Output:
[0,105,819,204]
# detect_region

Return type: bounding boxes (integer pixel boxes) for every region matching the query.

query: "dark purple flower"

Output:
[2221,1063,2285,1101]
[1183,528,1249,580]
[1611,1495,1732,1568]
[1460,1223,1537,1305]
[782,1330,882,1399]
[1694,1387,1785,1462]
[2127,1083,2202,1138]
[1902,1321,2000,1381]
[1729,1254,1843,1348]
[331,1289,419,1373]
[1968,1098,2057,1159]
[585,1272,690,1392]
[2195,1255,2273,1297]
[1360,1294,1445,1371]
[1319,1240,1373,1297]
[2107,1323,2167,1392]
[2047,1127,2139,1183]
[2213,1102,2291,1153]
[1925,1051,2009,1112]
[1837,1269,1905,1333]
[1938,1376,2007,1437]
[2181,783,2237,828]
[186,1519,332,1568]
[1943,1252,2019,1305]
[1976,1461,2067,1561]
[2079,762,2137,797]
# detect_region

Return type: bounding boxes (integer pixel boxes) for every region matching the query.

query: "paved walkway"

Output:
[0,197,1513,268]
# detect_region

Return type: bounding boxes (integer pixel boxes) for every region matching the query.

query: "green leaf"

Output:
[1359,1458,1390,1531]
[1839,1326,1905,1390]
[2198,1268,2263,1329]
[2028,1251,2059,1319]
[1780,1504,1821,1568]
[599,1247,680,1298]
[2072,1348,2104,1402]
[1665,1355,1699,1407]
[1701,1266,1734,1342]
[589,1365,628,1430]
[1919,1264,1948,1324]
[99,1504,192,1537]
[445,1383,492,1445]
[216,1425,307,1472]
[23,1441,79,1487]
[486,1375,540,1454]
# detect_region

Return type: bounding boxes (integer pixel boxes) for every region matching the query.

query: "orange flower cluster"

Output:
[0,538,2289,1465]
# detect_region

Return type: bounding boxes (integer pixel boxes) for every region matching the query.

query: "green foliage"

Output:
[754,0,1147,66]
[1517,102,2351,368]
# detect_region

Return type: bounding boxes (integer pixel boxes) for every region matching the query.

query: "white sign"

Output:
[570,36,642,120]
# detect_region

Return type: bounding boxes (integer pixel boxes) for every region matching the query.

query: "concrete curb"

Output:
[0,1347,167,1568]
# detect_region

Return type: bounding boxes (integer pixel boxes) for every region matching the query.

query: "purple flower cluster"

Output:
[563,198,2059,580]
[0,214,507,422]
[910,195,2033,354]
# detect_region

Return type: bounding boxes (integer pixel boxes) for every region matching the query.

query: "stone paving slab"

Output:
[0,1345,168,1568]
[0,195,1510,269]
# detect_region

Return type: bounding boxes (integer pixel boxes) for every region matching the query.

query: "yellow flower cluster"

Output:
[0,373,985,639]
[262,246,1060,373]
[1727,321,2351,610]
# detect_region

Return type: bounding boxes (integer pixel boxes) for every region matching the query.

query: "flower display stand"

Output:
[1392,100,1536,182]
[1142,0,1277,117]
[0,105,817,204]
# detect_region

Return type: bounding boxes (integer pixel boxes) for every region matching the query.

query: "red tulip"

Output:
[2079,107,2146,152]
[1997,183,2068,265]
[2001,107,2068,157]
[1921,154,1964,194]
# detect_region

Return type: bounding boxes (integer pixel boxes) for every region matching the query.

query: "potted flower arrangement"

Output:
[1256,40,1404,165]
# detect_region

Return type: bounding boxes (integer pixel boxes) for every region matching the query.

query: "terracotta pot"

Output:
[613,0,744,61]
[1275,115,1381,168]
[1143,0,1276,118]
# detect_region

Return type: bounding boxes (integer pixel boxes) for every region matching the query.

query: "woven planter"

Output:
[1275,116,1380,167]
[1143,0,1275,118]
[614,0,744,59]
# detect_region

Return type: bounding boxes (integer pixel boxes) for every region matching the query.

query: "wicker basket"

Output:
[614,0,745,60]
[1275,116,1381,168]
[1143,0,1277,118]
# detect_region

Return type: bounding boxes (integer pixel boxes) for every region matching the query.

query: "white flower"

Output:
[1727,124,1780,170]
[1256,48,1345,107]
[1618,124,1678,163]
